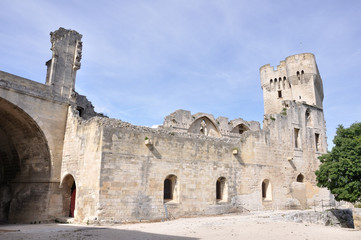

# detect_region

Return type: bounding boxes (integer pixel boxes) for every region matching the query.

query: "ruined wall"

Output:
[63,97,330,223]
[61,107,103,222]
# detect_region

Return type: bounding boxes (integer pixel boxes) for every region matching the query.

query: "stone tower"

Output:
[45,27,83,99]
[260,53,324,115]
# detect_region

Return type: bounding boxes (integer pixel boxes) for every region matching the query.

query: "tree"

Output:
[315,122,361,203]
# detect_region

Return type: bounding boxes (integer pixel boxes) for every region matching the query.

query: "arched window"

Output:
[305,109,311,126]
[296,174,304,183]
[262,179,272,201]
[164,175,178,203]
[297,71,300,80]
[270,79,273,90]
[216,177,228,202]
[301,70,304,82]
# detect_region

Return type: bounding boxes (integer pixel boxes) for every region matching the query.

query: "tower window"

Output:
[294,128,300,148]
[278,90,282,98]
[297,71,300,80]
[315,133,320,151]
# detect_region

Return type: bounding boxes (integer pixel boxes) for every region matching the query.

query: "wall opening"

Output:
[296,174,304,183]
[294,128,300,148]
[262,179,272,201]
[164,175,178,203]
[61,174,76,218]
[216,177,227,202]
[297,71,300,80]
[305,109,311,126]
[278,90,282,98]
[76,106,84,117]
[231,123,249,135]
[315,133,320,151]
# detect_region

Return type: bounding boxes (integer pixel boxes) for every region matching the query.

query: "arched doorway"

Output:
[0,97,51,223]
[61,174,77,217]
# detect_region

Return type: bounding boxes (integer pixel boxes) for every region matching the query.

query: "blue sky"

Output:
[0,0,360,149]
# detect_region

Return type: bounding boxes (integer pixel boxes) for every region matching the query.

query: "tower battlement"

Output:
[260,53,324,115]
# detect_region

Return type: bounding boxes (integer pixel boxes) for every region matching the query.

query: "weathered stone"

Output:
[0,28,335,224]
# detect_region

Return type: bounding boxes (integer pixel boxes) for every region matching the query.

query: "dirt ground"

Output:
[1,211,360,240]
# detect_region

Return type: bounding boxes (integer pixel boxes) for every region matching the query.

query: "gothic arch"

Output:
[188,116,221,137]
[0,97,51,223]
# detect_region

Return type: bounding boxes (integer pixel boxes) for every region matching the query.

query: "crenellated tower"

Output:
[260,53,324,115]
[45,27,83,99]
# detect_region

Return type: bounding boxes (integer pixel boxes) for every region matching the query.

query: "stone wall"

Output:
[61,96,330,223]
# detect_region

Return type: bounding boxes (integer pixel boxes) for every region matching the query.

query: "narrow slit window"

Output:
[278,90,282,98]
[294,128,300,148]
[315,133,320,151]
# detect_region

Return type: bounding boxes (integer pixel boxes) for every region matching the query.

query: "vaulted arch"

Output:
[0,97,51,223]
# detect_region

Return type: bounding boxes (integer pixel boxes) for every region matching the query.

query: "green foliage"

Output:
[315,122,361,203]
[280,108,287,116]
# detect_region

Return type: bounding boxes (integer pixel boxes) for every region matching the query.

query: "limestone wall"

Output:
[61,107,103,222]
[61,96,331,223]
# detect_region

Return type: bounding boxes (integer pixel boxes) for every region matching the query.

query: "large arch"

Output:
[0,97,51,223]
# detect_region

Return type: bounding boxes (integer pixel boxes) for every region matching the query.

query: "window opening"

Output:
[296,174,304,183]
[315,133,320,151]
[216,177,227,202]
[262,179,272,201]
[305,109,311,126]
[76,106,84,117]
[278,90,282,98]
[164,175,177,203]
[294,128,300,148]
[164,179,172,200]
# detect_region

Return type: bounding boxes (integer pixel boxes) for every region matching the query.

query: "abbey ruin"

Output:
[0,28,332,224]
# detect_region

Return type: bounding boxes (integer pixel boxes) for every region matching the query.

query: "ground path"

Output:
[1,211,360,240]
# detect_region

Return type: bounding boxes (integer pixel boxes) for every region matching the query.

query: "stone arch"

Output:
[261,179,272,201]
[188,116,221,137]
[60,174,77,217]
[216,177,228,202]
[231,123,250,135]
[0,97,51,223]
[163,174,178,203]
[296,173,304,183]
